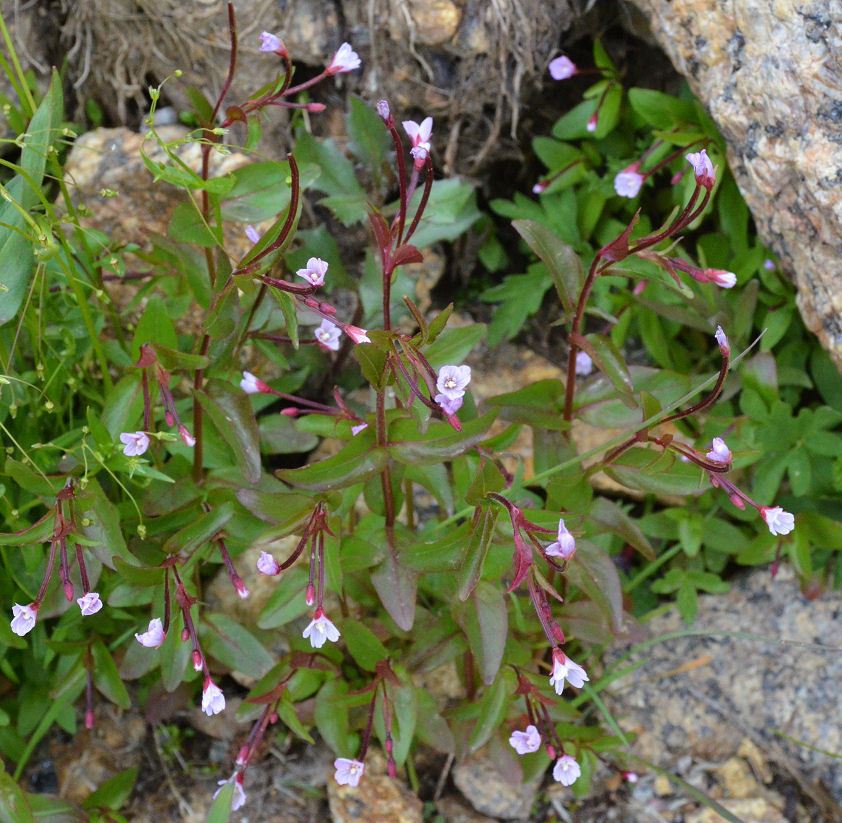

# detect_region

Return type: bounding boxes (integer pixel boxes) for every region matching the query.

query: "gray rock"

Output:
[627,0,842,370]
[604,565,842,806]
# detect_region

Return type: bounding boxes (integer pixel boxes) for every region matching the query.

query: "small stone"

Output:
[653,775,673,797]
[408,0,462,46]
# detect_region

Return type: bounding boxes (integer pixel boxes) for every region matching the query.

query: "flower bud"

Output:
[305,584,316,606]
[306,103,327,113]
[85,709,95,730]
[192,649,204,671]
[63,581,75,601]
[375,100,391,123]
[729,492,745,510]
[182,627,190,642]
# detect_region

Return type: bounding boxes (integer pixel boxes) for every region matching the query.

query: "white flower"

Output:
[77,592,103,616]
[545,518,576,560]
[120,431,150,457]
[302,608,340,649]
[549,649,589,695]
[245,224,261,243]
[548,56,577,80]
[240,371,266,394]
[202,678,226,716]
[178,425,196,447]
[436,364,471,399]
[706,437,731,464]
[296,257,328,287]
[574,351,593,376]
[714,325,730,356]
[135,617,166,648]
[343,325,370,344]
[686,149,715,188]
[334,758,365,787]
[553,755,581,786]
[214,775,247,810]
[10,603,37,637]
[327,42,361,75]
[704,268,737,288]
[256,551,280,576]
[403,117,433,154]
[315,319,342,352]
[761,506,795,536]
[614,165,644,198]
[509,724,541,755]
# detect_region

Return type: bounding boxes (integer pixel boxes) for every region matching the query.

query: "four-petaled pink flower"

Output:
[614,163,644,198]
[120,431,150,457]
[575,351,593,376]
[315,319,342,352]
[760,506,795,536]
[548,55,577,80]
[303,607,341,649]
[257,551,281,576]
[326,42,361,75]
[509,724,541,755]
[436,365,471,399]
[245,224,261,244]
[704,268,737,288]
[135,617,166,648]
[240,371,269,395]
[706,437,731,465]
[553,755,581,786]
[77,592,103,616]
[259,31,287,56]
[403,117,433,165]
[296,257,328,286]
[549,648,589,695]
[334,758,365,787]
[344,325,371,345]
[545,518,576,560]
[10,603,37,637]
[214,774,247,811]
[686,149,715,189]
[715,325,730,357]
[202,677,226,716]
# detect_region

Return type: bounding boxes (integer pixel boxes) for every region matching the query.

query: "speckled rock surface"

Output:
[627,0,842,369]
[604,565,842,806]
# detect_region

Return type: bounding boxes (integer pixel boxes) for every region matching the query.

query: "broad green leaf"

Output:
[512,219,584,314]
[343,618,389,671]
[423,324,486,370]
[468,671,511,752]
[131,294,178,358]
[389,410,498,465]
[257,566,310,629]
[371,553,418,631]
[91,640,131,709]
[589,498,654,561]
[583,333,636,408]
[0,177,35,327]
[167,200,219,247]
[347,96,390,171]
[314,679,354,755]
[220,160,318,222]
[565,540,624,634]
[457,504,500,601]
[148,343,209,372]
[199,613,275,679]
[81,767,137,811]
[162,501,234,554]
[452,581,507,685]
[0,770,35,823]
[627,88,699,130]
[485,379,569,431]
[205,780,232,823]
[400,522,471,572]
[604,447,706,497]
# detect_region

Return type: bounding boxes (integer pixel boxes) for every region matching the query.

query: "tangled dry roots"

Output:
[56,0,576,174]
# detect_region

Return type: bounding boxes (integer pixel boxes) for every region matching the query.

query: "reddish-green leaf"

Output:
[371,553,418,631]
[452,581,507,685]
[457,504,500,601]
[276,434,388,492]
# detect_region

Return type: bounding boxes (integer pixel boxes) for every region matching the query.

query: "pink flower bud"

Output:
[686,149,715,189]
[586,113,598,132]
[714,325,730,357]
[306,103,327,113]
[532,181,548,194]
[240,371,269,395]
[178,424,196,447]
[269,711,278,724]
[375,100,391,123]
[622,770,639,783]
[305,584,316,606]
[192,649,204,671]
[165,410,175,427]
[85,709,95,729]
[704,268,737,288]
[281,407,301,417]
[546,744,557,760]
[236,745,250,766]
[343,325,371,345]
[181,627,190,642]
[259,31,287,56]
[233,576,250,599]
[548,55,577,80]
[729,492,745,510]
[63,580,75,602]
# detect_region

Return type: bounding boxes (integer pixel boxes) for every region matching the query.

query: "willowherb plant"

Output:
[0,7,800,817]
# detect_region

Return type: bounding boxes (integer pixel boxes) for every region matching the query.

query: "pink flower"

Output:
[586,113,598,133]
[622,770,639,783]
[257,551,280,576]
[327,42,361,75]
[715,325,730,357]
[549,648,589,695]
[548,55,577,80]
[233,578,250,599]
[315,319,342,352]
[553,755,581,786]
[296,257,328,287]
[686,149,715,189]
[77,592,103,616]
[303,608,340,649]
[704,268,737,288]
[245,224,261,244]
[343,325,371,345]
[509,724,541,755]
[120,431,150,457]
[545,518,576,560]
[214,774,247,811]
[259,31,286,56]
[403,117,433,164]
[436,364,471,399]
[760,506,795,536]
[532,181,549,194]
[614,164,644,198]
[764,258,776,271]
[202,677,226,716]
[135,617,166,648]
[334,758,365,787]
[706,437,731,465]
[351,423,368,436]
[435,393,464,416]
[10,603,37,636]
[575,351,593,376]
[240,371,269,394]
[375,100,391,123]
[178,424,196,447]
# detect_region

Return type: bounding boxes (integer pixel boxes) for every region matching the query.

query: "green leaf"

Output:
[452,581,507,685]
[468,671,511,752]
[220,160,318,223]
[347,96,391,171]
[354,343,388,391]
[168,201,218,247]
[583,333,636,408]
[787,448,812,497]
[423,324,486,370]
[257,566,310,629]
[371,553,418,631]
[0,769,35,823]
[162,501,234,554]
[27,795,86,823]
[389,410,498,465]
[198,379,262,485]
[604,447,706,497]
[343,618,388,671]
[91,640,131,709]
[511,219,584,314]
[148,343,209,372]
[314,679,355,755]
[485,379,569,431]
[457,504,500,601]
[131,294,178,358]
[589,498,654,560]
[627,88,699,130]
[204,780,232,823]
[0,177,36,327]
[276,433,388,492]
[199,613,275,679]
[565,541,624,634]
[81,767,137,811]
